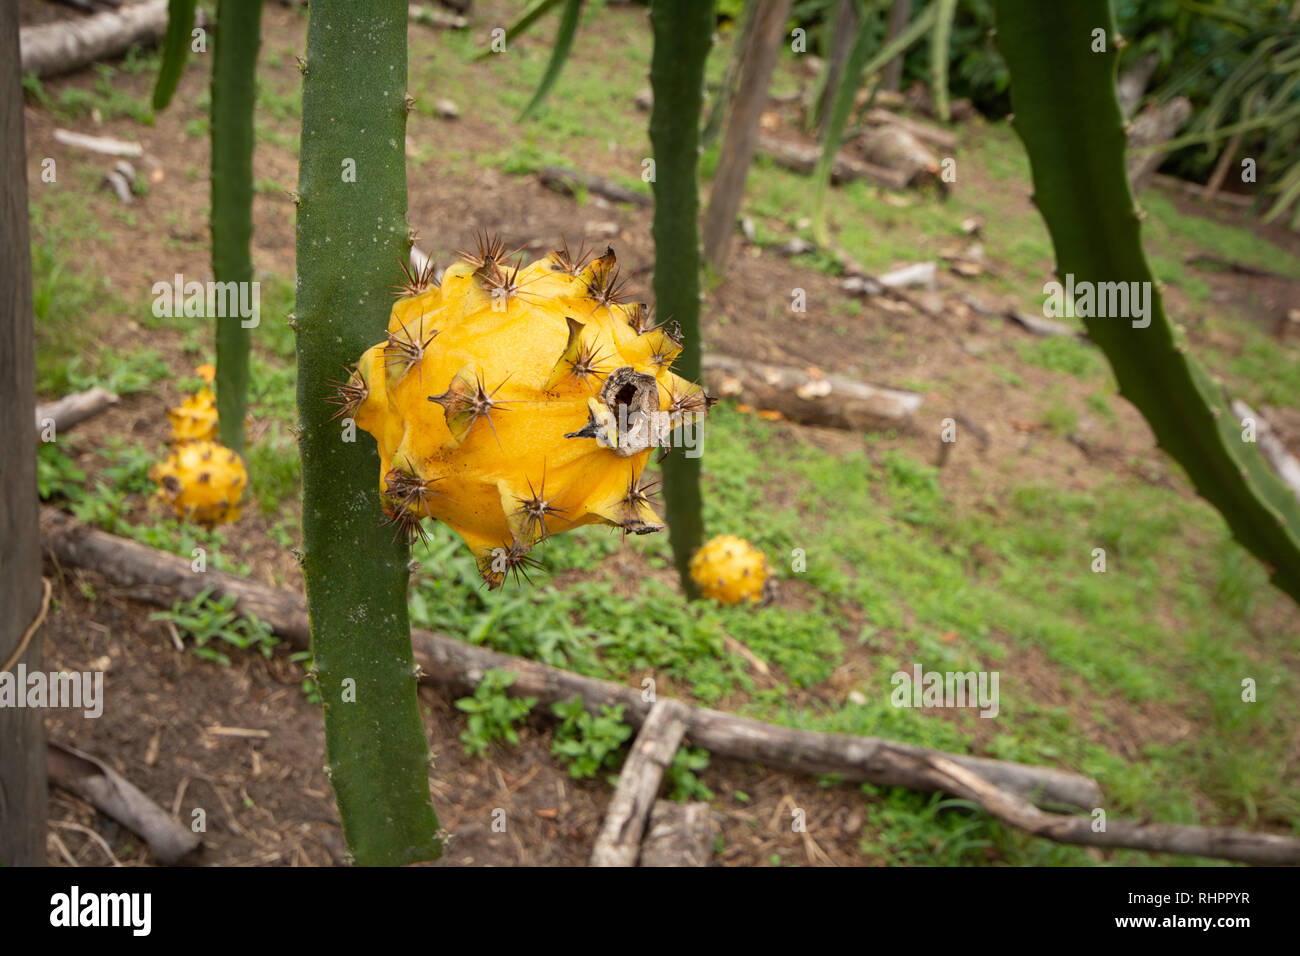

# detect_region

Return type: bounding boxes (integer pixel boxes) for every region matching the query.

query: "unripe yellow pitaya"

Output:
[333,235,713,589]
[150,439,248,526]
[689,534,771,605]
[166,364,218,444]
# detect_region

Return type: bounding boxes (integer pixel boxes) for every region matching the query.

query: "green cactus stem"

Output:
[993,0,1300,603]
[649,0,715,597]
[152,0,198,111]
[295,0,442,865]
[210,0,261,455]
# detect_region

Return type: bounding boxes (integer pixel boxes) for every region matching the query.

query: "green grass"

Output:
[246,424,300,518]
[24,61,154,126]
[1017,336,1106,380]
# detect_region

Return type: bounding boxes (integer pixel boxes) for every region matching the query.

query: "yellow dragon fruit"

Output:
[150,438,248,526]
[689,534,771,605]
[166,364,219,444]
[331,235,713,588]
[153,365,246,526]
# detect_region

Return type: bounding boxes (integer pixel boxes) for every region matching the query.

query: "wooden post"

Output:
[701,0,793,273]
[1,0,48,867]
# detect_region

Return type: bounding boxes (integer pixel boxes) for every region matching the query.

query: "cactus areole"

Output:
[333,236,714,588]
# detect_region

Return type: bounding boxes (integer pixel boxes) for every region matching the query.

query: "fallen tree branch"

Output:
[47,742,201,865]
[408,4,468,29]
[862,108,956,150]
[590,699,689,866]
[537,166,652,207]
[852,124,940,185]
[34,386,119,438]
[21,0,171,79]
[920,754,1300,866]
[757,133,911,190]
[964,295,1086,340]
[639,801,715,866]
[52,128,144,157]
[1186,253,1293,281]
[39,507,1100,812]
[701,353,922,429]
[1005,310,1085,339]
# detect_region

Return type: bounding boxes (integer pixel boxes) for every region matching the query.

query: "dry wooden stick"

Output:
[538,167,652,207]
[639,801,716,867]
[919,754,1300,865]
[702,353,923,429]
[21,0,172,78]
[756,133,912,190]
[52,129,143,158]
[34,386,119,439]
[590,699,689,866]
[47,742,201,865]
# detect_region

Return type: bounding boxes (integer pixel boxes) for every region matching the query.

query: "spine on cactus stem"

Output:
[993,0,1300,604]
[295,0,442,865]
[650,0,715,598]
[210,0,261,455]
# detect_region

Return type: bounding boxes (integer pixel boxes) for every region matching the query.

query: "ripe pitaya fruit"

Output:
[333,235,713,588]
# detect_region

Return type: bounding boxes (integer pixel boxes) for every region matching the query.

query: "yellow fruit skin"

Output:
[689,534,769,604]
[150,439,248,526]
[166,386,219,444]
[345,242,710,588]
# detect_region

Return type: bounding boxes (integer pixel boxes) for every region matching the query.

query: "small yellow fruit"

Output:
[689,534,770,605]
[150,439,247,526]
[166,387,219,444]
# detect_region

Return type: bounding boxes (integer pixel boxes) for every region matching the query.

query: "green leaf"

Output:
[519,0,584,120]
[475,0,564,61]
[931,0,957,122]
[153,0,198,111]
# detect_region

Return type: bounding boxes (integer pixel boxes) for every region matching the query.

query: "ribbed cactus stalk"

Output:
[295,0,441,865]
[649,0,715,597]
[993,0,1300,603]
[210,0,262,455]
[336,238,712,587]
